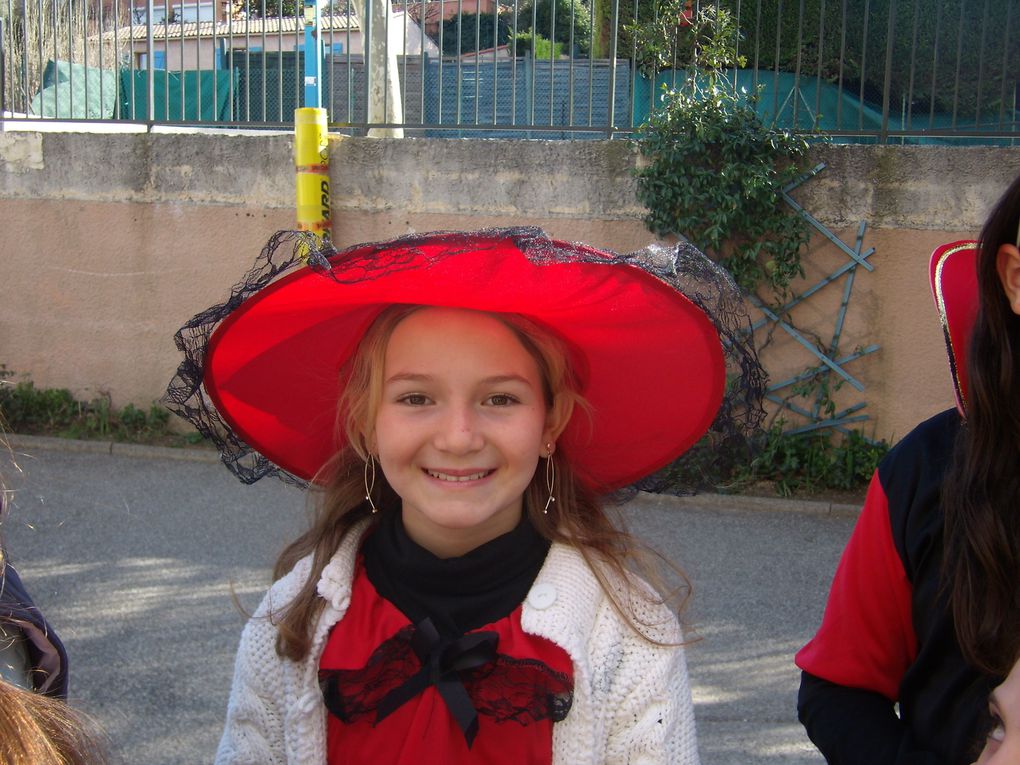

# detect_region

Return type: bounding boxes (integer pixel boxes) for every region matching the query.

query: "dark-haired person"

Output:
[796,173,1020,764]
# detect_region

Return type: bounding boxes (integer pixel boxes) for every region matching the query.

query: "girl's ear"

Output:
[542,395,573,446]
[997,243,1020,316]
[359,429,377,456]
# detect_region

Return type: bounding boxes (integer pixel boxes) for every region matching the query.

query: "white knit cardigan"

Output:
[215,522,700,765]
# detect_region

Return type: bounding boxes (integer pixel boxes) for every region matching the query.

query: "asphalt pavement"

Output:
[1,436,858,764]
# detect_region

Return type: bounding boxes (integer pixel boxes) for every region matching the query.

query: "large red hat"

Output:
[929,240,979,414]
[169,228,759,491]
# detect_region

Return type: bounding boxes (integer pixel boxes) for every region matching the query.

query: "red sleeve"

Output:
[795,470,917,701]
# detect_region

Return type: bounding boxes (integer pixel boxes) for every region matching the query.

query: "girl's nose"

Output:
[434,404,484,453]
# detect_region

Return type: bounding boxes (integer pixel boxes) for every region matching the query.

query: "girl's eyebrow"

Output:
[383,373,534,386]
[384,372,432,385]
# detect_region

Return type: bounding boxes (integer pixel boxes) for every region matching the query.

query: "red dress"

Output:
[318,522,574,765]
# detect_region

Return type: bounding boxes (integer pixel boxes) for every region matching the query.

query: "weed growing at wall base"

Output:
[0,367,202,447]
[653,423,888,498]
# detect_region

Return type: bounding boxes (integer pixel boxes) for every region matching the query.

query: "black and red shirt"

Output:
[797,409,998,764]
[318,512,574,764]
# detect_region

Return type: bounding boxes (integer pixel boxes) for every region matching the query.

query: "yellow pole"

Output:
[294,107,331,239]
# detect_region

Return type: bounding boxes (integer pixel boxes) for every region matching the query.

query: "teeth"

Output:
[426,469,489,482]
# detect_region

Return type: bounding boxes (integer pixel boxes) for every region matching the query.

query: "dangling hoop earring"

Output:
[543,444,556,515]
[364,455,379,514]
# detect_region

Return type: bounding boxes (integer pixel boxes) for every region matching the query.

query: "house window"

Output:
[138,51,168,70]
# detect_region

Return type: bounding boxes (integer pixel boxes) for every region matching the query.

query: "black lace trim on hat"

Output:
[164,227,765,491]
[319,619,573,745]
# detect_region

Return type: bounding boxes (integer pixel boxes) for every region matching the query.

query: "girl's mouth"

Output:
[423,468,494,482]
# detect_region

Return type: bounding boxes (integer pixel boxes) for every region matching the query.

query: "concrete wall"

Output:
[2,127,1019,445]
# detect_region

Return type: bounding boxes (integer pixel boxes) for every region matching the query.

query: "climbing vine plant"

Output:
[633,4,811,296]
[633,4,889,495]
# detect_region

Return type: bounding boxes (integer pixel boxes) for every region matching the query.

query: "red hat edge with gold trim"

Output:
[929,240,979,415]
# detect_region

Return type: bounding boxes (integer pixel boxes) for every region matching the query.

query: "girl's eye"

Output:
[989,720,1006,743]
[398,393,431,406]
[486,394,519,406]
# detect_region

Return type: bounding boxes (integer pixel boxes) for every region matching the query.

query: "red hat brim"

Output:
[204,231,726,491]
[929,240,979,414]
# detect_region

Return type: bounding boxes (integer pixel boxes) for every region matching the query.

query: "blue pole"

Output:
[303,0,323,108]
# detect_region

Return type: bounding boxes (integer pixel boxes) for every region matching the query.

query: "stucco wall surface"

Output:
[1,127,1019,446]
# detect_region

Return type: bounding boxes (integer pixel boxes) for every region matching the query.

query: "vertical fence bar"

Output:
[751,0,761,91]
[195,6,201,122]
[791,0,804,128]
[974,0,990,130]
[260,0,267,122]
[835,0,845,129]
[32,0,40,114]
[491,0,499,126]
[180,8,186,119]
[421,0,427,126]
[1,3,10,113]
[0,17,6,118]
[345,2,352,126]
[146,0,154,120]
[454,0,462,127]
[210,0,217,122]
[995,0,1012,132]
[326,12,333,124]
[128,0,137,118]
[547,0,554,126]
[585,0,592,126]
[114,0,121,119]
[437,0,444,125]
[99,0,107,119]
[68,0,74,119]
[22,0,32,114]
[771,0,781,117]
[364,0,372,128]
[813,0,823,125]
[509,0,516,125]
[49,0,57,117]
[85,0,92,117]
[606,0,618,137]
[732,0,741,93]
[226,7,233,120]
[926,0,939,130]
[383,0,390,123]
[527,0,534,127]
[878,0,895,144]
[950,0,963,129]
[163,0,171,118]
[243,4,250,121]
[904,0,918,134]
[569,0,577,127]
[857,0,869,132]
[472,0,479,124]
[400,1,407,125]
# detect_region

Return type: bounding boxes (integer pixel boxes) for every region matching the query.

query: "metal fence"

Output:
[1,0,1017,142]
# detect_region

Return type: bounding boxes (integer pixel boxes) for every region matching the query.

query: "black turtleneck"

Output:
[361,510,551,639]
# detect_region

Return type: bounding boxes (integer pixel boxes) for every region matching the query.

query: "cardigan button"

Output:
[527,583,557,610]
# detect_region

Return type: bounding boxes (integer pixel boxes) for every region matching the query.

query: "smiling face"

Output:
[370,308,557,558]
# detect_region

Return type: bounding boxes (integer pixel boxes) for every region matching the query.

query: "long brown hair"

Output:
[942,173,1020,677]
[271,305,691,661]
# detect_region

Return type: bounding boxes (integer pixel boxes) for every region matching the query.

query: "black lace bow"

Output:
[375,617,498,747]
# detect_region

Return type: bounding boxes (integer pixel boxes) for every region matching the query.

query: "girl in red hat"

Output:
[796,174,1020,764]
[167,228,764,765]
